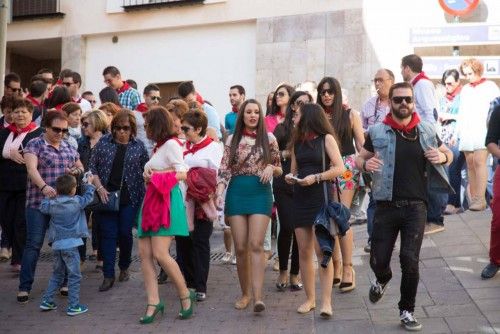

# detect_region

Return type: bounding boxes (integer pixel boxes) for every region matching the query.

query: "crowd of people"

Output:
[0,53,499,331]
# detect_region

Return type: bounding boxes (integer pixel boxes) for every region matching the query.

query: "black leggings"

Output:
[0,190,26,265]
[274,190,299,275]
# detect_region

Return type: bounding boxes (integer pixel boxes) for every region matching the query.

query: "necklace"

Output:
[396,129,418,141]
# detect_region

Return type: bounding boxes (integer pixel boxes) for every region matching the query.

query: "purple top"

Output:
[24,136,79,209]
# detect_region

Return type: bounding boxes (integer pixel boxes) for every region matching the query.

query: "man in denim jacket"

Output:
[356,82,452,332]
[39,174,95,316]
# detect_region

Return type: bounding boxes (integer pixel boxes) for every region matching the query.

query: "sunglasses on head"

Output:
[391,96,413,104]
[114,125,131,132]
[50,126,69,134]
[181,126,193,133]
[320,88,334,96]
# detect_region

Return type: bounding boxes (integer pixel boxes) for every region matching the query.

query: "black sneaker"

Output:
[481,263,499,279]
[369,280,387,303]
[400,310,422,331]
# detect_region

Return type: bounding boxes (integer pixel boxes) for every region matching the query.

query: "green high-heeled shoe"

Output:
[139,301,165,324]
[178,290,195,319]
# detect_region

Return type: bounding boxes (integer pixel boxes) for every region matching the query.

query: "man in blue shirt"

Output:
[225,85,245,135]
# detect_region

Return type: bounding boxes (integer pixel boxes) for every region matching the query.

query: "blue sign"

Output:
[422,57,500,79]
[410,24,500,46]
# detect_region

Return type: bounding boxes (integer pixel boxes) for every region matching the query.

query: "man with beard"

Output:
[356,82,452,332]
[225,85,245,135]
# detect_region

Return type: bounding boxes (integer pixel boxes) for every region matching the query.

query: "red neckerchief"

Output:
[232,105,239,113]
[55,103,65,111]
[116,81,131,94]
[26,95,41,107]
[243,129,257,138]
[184,136,213,156]
[446,85,462,101]
[196,93,204,105]
[153,139,167,154]
[72,96,82,104]
[303,132,318,141]
[56,79,62,85]
[324,106,334,115]
[470,78,487,88]
[136,103,148,112]
[383,112,421,133]
[411,72,431,86]
[7,122,37,135]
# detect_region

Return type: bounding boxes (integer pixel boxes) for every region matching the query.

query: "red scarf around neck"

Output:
[136,103,148,112]
[116,81,131,94]
[153,136,183,154]
[184,136,213,156]
[470,78,487,88]
[383,112,420,133]
[232,105,239,113]
[26,95,41,107]
[243,129,257,138]
[7,122,37,135]
[411,72,431,86]
[324,106,334,115]
[303,132,318,141]
[446,85,462,101]
[54,103,65,111]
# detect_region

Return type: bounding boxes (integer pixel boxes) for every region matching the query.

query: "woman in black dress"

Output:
[285,103,344,317]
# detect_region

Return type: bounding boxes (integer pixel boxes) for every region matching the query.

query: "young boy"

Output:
[39,173,95,316]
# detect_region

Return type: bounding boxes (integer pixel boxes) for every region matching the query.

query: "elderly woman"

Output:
[136,106,194,324]
[0,98,43,271]
[77,110,108,265]
[90,109,149,292]
[177,109,223,302]
[17,110,83,303]
[457,58,500,211]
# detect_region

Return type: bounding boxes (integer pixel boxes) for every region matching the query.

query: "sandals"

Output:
[276,282,288,291]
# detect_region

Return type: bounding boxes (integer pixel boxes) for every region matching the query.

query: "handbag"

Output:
[87,168,124,213]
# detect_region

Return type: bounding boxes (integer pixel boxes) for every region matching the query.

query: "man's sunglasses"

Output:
[62,82,73,87]
[151,96,161,101]
[50,126,69,134]
[9,86,22,93]
[114,125,131,132]
[391,96,413,104]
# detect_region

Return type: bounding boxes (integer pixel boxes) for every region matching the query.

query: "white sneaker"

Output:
[221,252,232,264]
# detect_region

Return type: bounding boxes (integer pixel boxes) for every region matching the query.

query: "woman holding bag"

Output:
[285,103,344,317]
[89,109,149,292]
[136,106,195,324]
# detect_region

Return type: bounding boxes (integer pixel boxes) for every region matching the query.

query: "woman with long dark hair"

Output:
[216,99,282,313]
[265,84,294,133]
[273,91,313,292]
[285,103,344,317]
[317,77,364,292]
[46,86,71,111]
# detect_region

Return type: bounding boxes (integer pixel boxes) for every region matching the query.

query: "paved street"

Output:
[0,210,499,334]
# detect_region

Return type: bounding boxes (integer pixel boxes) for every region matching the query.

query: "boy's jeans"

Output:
[42,247,81,307]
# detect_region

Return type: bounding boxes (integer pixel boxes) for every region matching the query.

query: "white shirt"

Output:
[184,139,223,171]
[144,139,188,172]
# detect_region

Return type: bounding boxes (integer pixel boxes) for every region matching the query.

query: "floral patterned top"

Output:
[217,133,281,187]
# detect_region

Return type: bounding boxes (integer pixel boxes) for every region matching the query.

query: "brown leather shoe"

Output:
[99,277,115,292]
[118,269,130,282]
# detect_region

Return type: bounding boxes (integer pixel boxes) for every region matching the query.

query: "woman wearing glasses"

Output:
[317,77,364,293]
[17,110,83,303]
[272,91,313,292]
[90,109,149,292]
[265,84,294,133]
[457,58,500,211]
[216,99,282,313]
[137,106,194,323]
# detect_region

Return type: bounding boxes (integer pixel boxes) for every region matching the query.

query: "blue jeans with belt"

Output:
[19,207,51,292]
[370,201,427,313]
[96,205,137,278]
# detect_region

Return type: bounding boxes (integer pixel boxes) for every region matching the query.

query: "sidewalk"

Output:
[0,210,499,334]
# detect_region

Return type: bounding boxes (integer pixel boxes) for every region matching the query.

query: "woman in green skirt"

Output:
[216,99,282,313]
[136,106,195,324]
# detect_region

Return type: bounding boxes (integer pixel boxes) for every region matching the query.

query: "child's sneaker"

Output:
[40,300,57,311]
[66,304,88,316]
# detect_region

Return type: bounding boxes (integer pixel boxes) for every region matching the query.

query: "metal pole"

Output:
[0,0,9,96]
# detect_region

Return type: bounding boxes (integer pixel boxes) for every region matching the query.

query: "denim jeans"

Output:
[96,205,136,278]
[448,145,466,208]
[176,219,213,293]
[427,188,447,226]
[366,191,376,242]
[370,201,427,313]
[42,247,81,307]
[19,207,51,292]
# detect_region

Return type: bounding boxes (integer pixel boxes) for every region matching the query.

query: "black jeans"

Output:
[370,200,427,313]
[274,190,299,275]
[0,191,27,265]
[176,218,213,293]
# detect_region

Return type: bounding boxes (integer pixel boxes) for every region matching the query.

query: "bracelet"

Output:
[96,186,104,191]
[315,174,322,184]
[40,184,47,192]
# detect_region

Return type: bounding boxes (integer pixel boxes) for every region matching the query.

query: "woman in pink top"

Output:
[265,84,294,133]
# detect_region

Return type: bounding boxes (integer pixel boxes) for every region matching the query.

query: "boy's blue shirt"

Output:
[39,184,95,249]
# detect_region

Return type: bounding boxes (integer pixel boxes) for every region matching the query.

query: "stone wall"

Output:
[255,8,379,111]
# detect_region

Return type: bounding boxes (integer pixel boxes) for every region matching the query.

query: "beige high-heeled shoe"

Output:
[339,264,356,293]
[332,259,342,288]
